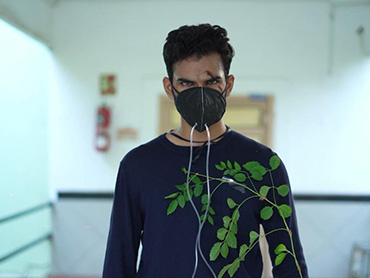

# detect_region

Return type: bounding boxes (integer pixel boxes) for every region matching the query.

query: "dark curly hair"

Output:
[163,24,235,82]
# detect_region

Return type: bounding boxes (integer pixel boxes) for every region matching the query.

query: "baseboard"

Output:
[49,276,101,278]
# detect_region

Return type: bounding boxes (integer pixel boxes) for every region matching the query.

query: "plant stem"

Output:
[281,216,302,278]
[242,171,257,192]
[189,171,303,278]
[269,170,277,204]
[240,228,288,261]
[211,181,226,198]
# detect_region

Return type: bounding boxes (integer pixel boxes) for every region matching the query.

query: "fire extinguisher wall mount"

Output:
[95,105,111,152]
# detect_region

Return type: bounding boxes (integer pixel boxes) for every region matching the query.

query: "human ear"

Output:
[225,74,235,97]
[163,77,174,100]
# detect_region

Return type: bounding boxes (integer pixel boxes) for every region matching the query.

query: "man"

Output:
[103,24,308,278]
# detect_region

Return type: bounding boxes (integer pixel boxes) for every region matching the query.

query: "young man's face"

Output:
[163,52,234,99]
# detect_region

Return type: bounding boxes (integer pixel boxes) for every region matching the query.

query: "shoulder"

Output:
[228,130,275,157]
[225,130,289,176]
[228,131,291,187]
[120,134,165,166]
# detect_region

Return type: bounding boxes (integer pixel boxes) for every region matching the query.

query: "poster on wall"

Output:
[100,74,116,95]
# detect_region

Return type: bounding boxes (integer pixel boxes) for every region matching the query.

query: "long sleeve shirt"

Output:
[102,130,309,278]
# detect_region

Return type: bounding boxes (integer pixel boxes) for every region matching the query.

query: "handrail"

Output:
[0,202,53,265]
[0,202,53,225]
[0,233,52,264]
[59,192,113,199]
[57,191,370,202]
[294,194,370,202]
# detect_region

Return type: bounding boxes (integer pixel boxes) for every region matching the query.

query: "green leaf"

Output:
[230,169,238,176]
[221,242,229,258]
[201,194,209,205]
[220,161,226,169]
[184,186,193,201]
[227,198,237,209]
[190,175,201,184]
[242,161,261,171]
[178,194,185,208]
[218,264,232,278]
[175,183,187,191]
[275,253,287,266]
[230,222,238,234]
[217,227,228,240]
[164,192,179,199]
[209,206,216,215]
[250,166,267,181]
[239,244,248,258]
[234,161,241,171]
[181,167,188,174]
[277,184,290,197]
[274,243,287,255]
[167,200,178,215]
[208,215,214,225]
[210,242,222,261]
[228,259,240,277]
[252,173,263,181]
[226,232,237,248]
[223,216,232,228]
[269,155,281,170]
[194,184,203,197]
[259,185,271,197]
[224,169,230,175]
[232,209,240,223]
[257,166,268,176]
[216,164,224,170]
[243,162,267,181]
[260,206,273,220]
[249,231,259,245]
[227,160,233,169]
[234,173,246,182]
[278,204,292,219]
[200,214,205,221]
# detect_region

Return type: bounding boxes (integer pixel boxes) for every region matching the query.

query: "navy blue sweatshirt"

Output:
[102,131,308,278]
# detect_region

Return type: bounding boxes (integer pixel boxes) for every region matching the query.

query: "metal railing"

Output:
[0,202,53,264]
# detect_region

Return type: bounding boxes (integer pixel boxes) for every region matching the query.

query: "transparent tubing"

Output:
[186,124,216,278]
[186,124,201,278]
[196,124,217,278]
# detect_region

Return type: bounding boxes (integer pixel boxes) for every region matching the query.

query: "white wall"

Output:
[0,18,52,276]
[0,18,51,217]
[50,1,370,195]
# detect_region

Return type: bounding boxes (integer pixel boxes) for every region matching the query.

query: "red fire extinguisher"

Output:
[95,105,111,152]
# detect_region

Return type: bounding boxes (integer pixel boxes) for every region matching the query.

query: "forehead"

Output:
[172,53,225,79]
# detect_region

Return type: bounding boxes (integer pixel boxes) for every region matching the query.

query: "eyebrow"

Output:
[176,76,222,83]
[176,78,194,83]
[206,76,222,82]
[205,71,221,79]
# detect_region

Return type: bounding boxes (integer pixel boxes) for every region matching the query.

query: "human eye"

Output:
[206,79,218,85]
[206,77,221,85]
[180,80,193,87]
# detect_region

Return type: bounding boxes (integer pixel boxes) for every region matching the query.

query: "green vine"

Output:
[164,155,303,278]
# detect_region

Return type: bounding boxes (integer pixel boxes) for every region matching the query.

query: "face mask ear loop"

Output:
[170,83,177,99]
[220,74,229,99]
[195,124,217,278]
[185,123,201,278]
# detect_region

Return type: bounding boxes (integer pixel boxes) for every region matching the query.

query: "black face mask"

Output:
[172,86,227,132]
